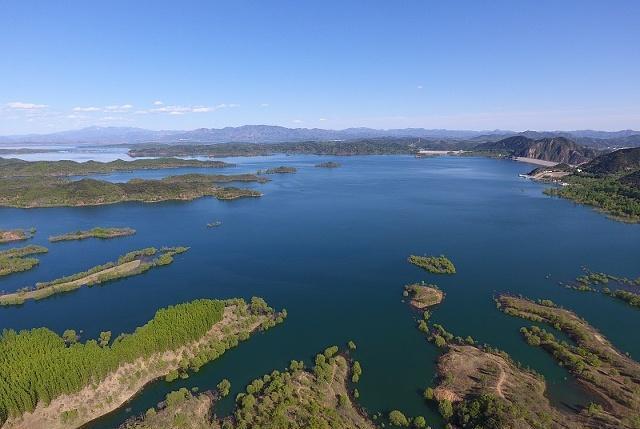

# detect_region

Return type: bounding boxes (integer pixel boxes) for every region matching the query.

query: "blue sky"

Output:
[1,0,638,133]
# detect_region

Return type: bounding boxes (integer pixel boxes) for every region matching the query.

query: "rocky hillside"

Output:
[475,136,598,164]
[582,147,640,175]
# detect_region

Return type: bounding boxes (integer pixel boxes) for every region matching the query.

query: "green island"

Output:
[407,255,456,274]
[542,148,640,223]
[0,228,35,243]
[498,295,640,428]
[315,161,341,168]
[49,227,136,242]
[0,297,285,429]
[0,157,232,178]
[0,174,264,208]
[404,283,444,309]
[0,247,187,306]
[0,245,48,277]
[120,345,378,429]
[258,166,297,174]
[562,269,640,309]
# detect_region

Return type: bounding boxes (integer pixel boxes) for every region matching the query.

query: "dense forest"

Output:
[0,299,226,424]
[0,174,263,208]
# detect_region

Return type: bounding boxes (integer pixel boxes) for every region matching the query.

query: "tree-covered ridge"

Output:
[0,245,48,277]
[0,228,35,243]
[0,297,284,429]
[0,174,263,208]
[541,148,640,223]
[407,255,456,274]
[0,157,232,178]
[121,346,377,429]
[498,295,640,428]
[49,227,136,242]
[258,166,297,174]
[0,247,188,306]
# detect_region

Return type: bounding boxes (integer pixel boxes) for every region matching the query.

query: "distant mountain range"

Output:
[1,125,639,148]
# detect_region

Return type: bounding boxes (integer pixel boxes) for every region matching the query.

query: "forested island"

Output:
[0,297,285,429]
[121,345,377,429]
[408,255,456,274]
[0,245,48,277]
[562,269,640,309]
[0,247,187,305]
[0,228,35,243]
[0,157,232,178]
[258,166,297,174]
[49,227,136,242]
[0,174,263,208]
[498,295,640,428]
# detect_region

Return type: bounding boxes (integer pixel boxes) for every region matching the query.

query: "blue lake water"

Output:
[1,154,639,428]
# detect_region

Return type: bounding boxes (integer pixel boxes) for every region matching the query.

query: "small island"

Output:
[315,161,341,168]
[0,228,35,243]
[0,245,48,277]
[0,247,187,305]
[121,346,377,429]
[259,166,297,174]
[0,174,264,208]
[0,297,285,429]
[404,283,444,309]
[498,295,640,428]
[408,254,456,274]
[49,227,136,242]
[206,221,222,228]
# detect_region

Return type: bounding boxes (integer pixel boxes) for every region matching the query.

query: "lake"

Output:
[1,154,639,428]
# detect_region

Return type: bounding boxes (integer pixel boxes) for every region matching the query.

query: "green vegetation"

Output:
[0,245,48,277]
[0,246,188,306]
[0,227,35,243]
[258,166,297,174]
[498,295,640,428]
[389,410,409,426]
[563,268,640,309]
[315,161,341,168]
[407,255,456,274]
[49,227,136,242]
[217,379,231,397]
[0,297,283,427]
[122,347,376,429]
[0,173,264,208]
[545,175,640,222]
[0,157,232,178]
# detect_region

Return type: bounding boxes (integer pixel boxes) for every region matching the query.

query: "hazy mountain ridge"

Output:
[1,125,638,147]
[582,147,640,175]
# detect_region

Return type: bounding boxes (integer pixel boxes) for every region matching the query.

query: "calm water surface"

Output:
[1,155,639,428]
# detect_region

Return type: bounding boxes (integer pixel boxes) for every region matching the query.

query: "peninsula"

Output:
[0,245,48,277]
[121,346,377,429]
[0,228,35,243]
[0,297,285,429]
[0,247,187,305]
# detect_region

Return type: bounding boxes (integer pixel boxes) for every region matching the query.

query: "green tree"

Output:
[413,415,427,428]
[98,331,111,347]
[62,329,78,345]
[389,410,409,427]
[439,399,454,420]
[217,379,231,397]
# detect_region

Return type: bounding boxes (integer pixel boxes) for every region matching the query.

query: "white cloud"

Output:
[104,104,133,112]
[260,103,269,108]
[73,106,101,112]
[153,100,164,106]
[417,85,423,89]
[7,101,48,109]
[319,118,327,121]
[150,103,237,115]
[292,119,303,124]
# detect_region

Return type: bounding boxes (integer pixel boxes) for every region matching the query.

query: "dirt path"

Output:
[53,260,141,288]
[494,365,507,398]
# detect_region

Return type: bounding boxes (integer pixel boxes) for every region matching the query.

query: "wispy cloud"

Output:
[260,103,269,108]
[149,103,238,115]
[104,104,133,112]
[6,101,48,109]
[319,118,327,121]
[417,85,423,89]
[73,106,101,112]
[153,100,164,106]
[292,119,303,124]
